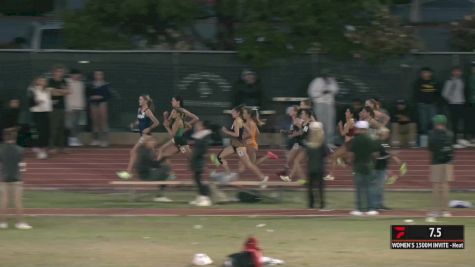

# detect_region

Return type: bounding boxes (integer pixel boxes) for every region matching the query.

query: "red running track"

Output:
[23,147,475,190]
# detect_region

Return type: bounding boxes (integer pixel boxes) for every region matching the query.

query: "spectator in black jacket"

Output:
[189,120,213,207]
[413,68,442,146]
[232,70,262,108]
[0,98,21,143]
[426,115,454,222]
[390,99,416,147]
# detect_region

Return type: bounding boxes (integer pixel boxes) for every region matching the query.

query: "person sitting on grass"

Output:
[0,128,32,230]
[135,135,174,202]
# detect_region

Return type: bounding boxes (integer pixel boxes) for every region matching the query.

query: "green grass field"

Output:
[0,190,473,267]
[0,217,473,267]
[21,190,474,210]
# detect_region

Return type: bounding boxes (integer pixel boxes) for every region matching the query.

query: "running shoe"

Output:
[336,158,346,167]
[400,162,408,176]
[210,154,221,166]
[386,175,398,185]
[280,175,292,182]
[260,176,269,189]
[116,171,132,180]
[296,178,307,185]
[323,174,335,181]
[266,151,279,160]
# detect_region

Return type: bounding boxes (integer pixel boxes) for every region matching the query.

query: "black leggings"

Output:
[32,112,50,148]
[193,171,209,196]
[308,171,325,209]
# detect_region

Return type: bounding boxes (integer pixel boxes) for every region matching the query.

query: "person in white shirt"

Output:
[28,77,52,159]
[65,69,86,147]
[442,67,467,147]
[308,72,339,146]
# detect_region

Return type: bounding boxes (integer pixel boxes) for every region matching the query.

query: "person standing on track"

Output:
[189,120,213,207]
[116,95,159,180]
[0,128,32,230]
[305,121,330,210]
[426,115,454,222]
[349,120,379,216]
[210,105,269,186]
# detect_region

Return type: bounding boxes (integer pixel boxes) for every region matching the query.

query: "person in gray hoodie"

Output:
[442,67,467,147]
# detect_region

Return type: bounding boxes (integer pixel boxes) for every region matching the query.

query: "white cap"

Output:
[355,120,369,129]
[309,121,323,129]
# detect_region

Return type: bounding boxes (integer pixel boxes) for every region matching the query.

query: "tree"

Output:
[64,0,201,49]
[215,0,419,64]
[64,0,419,63]
[451,15,475,51]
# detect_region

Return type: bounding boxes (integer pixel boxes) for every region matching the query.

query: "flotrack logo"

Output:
[178,72,232,108]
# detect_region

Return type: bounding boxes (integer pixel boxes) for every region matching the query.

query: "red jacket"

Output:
[244,237,262,267]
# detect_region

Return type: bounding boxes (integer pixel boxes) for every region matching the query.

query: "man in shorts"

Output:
[426,115,454,222]
[0,128,32,229]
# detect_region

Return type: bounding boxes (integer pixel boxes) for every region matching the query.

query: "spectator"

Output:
[232,70,262,108]
[0,98,21,142]
[305,121,330,210]
[372,128,401,211]
[351,98,364,121]
[87,71,111,147]
[349,120,379,216]
[28,77,52,159]
[0,128,32,230]
[189,120,213,207]
[308,71,339,146]
[66,69,86,147]
[426,115,454,223]
[48,65,70,153]
[467,62,475,143]
[442,67,468,148]
[413,67,441,147]
[390,99,416,147]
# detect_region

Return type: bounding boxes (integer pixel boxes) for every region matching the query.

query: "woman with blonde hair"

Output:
[116,95,159,180]
[305,121,330,210]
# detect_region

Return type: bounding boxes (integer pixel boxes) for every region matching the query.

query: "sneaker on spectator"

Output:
[458,139,471,147]
[0,222,8,229]
[195,196,212,207]
[15,222,32,230]
[425,217,437,223]
[266,151,279,160]
[100,141,109,148]
[90,140,101,146]
[350,210,364,216]
[153,197,173,202]
[453,144,465,149]
[68,137,83,147]
[366,210,379,216]
[319,207,334,212]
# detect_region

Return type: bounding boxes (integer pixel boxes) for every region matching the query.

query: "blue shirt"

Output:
[137,108,152,135]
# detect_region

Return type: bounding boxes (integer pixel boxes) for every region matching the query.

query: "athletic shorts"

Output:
[431,164,454,182]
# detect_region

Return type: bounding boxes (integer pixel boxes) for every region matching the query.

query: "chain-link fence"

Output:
[1,50,473,131]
